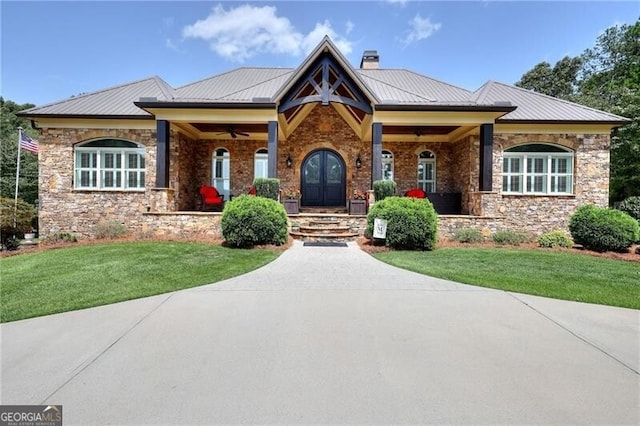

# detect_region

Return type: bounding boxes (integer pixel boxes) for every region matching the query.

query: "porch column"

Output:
[479,123,493,192]
[156,120,170,188]
[372,122,383,183]
[267,121,278,178]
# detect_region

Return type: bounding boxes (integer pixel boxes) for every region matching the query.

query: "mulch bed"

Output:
[356,236,640,263]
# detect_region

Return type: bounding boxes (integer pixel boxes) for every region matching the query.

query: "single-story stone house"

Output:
[20,37,629,239]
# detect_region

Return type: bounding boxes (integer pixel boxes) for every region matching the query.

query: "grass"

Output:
[373,247,640,309]
[1,241,281,322]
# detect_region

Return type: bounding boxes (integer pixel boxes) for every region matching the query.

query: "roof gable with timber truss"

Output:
[274,37,377,139]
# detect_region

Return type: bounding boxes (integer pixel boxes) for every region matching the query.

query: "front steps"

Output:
[290,217,361,242]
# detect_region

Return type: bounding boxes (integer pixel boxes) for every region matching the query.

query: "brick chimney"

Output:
[360,50,379,69]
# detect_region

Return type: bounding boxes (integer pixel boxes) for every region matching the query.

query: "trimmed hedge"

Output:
[537,231,573,249]
[373,180,396,202]
[253,178,280,200]
[618,196,640,222]
[221,195,288,247]
[569,204,640,252]
[491,229,530,246]
[366,196,438,250]
[452,227,484,243]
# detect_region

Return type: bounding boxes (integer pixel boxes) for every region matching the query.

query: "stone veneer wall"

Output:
[476,133,610,235]
[38,127,156,238]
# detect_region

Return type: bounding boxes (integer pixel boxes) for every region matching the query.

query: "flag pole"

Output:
[14,127,23,227]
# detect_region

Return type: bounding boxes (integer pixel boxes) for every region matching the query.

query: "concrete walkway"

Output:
[2,241,638,425]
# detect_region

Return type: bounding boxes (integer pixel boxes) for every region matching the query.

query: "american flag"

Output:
[20,131,39,154]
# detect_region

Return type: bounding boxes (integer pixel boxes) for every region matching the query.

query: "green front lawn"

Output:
[373,248,640,309]
[1,241,281,322]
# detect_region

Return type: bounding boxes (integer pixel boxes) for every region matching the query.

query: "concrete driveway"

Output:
[2,240,638,425]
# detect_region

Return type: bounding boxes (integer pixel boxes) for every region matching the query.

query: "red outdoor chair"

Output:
[199,185,225,211]
[405,188,427,198]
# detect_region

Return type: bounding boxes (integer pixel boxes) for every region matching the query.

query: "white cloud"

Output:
[400,14,441,47]
[166,38,184,53]
[345,20,354,35]
[386,0,408,6]
[182,4,353,62]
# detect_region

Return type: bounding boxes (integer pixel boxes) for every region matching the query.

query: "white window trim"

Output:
[417,154,436,192]
[503,152,574,195]
[74,145,145,191]
[382,150,394,181]
[254,149,268,180]
[212,149,231,200]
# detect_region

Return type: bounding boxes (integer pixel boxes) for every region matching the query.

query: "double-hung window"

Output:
[417,151,436,192]
[382,150,394,181]
[74,139,145,190]
[503,144,573,195]
[212,148,230,200]
[254,149,268,180]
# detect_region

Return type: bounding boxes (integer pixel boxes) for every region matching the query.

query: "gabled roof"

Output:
[21,76,174,117]
[272,36,379,105]
[472,81,630,124]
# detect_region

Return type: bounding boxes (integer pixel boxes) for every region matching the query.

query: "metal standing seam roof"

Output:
[19,54,630,124]
[472,80,630,123]
[21,76,175,117]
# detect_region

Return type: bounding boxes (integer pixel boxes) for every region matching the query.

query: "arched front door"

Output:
[301,149,346,207]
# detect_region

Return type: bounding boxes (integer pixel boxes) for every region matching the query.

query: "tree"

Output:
[515,20,640,203]
[515,56,582,100]
[0,98,38,205]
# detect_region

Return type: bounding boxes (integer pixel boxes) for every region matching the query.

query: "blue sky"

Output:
[2,1,638,106]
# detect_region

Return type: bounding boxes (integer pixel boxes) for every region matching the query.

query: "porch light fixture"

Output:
[355,154,362,169]
[286,154,292,168]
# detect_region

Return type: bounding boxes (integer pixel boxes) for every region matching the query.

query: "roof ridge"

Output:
[357,71,436,102]
[212,69,294,101]
[401,69,473,94]
[469,80,496,104]
[490,80,629,120]
[24,76,167,112]
[151,76,175,100]
[176,67,294,91]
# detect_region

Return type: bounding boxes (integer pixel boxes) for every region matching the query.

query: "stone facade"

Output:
[36,119,610,240]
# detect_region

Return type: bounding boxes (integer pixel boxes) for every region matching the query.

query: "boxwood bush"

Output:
[491,229,531,246]
[452,227,484,243]
[618,196,640,222]
[373,180,396,202]
[366,196,438,250]
[537,231,573,248]
[221,195,288,247]
[569,204,640,252]
[253,178,280,200]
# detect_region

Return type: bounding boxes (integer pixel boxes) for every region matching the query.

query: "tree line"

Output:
[515,19,639,203]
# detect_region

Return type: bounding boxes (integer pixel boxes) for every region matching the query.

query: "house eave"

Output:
[16,112,153,120]
[134,101,276,110]
[375,104,517,113]
[496,118,631,127]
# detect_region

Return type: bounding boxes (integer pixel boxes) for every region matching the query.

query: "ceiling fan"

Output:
[217,127,250,139]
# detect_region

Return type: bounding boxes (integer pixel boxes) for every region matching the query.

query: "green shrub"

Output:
[452,227,484,243]
[221,195,288,247]
[618,196,640,222]
[373,180,396,202]
[0,197,36,250]
[95,220,127,239]
[366,196,438,250]
[253,178,280,200]
[537,231,573,248]
[491,229,530,246]
[43,232,78,244]
[569,204,640,252]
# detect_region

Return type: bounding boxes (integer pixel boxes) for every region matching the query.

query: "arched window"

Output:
[417,151,436,192]
[74,139,145,190]
[503,144,573,194]
[212,148,230,200]
[382,150,394,181]
[254,148,268,180]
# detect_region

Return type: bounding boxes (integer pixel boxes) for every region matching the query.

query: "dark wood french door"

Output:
[301,149,346,207]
